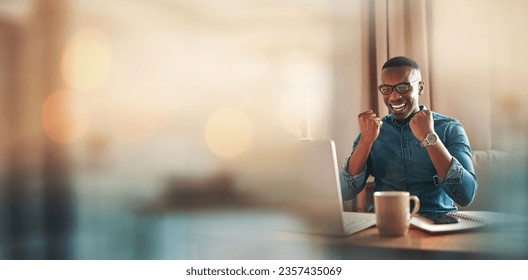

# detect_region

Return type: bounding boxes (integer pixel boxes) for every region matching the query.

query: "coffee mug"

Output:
[374,191,420,236]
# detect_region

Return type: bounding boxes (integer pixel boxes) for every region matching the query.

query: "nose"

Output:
[388,90,401,101]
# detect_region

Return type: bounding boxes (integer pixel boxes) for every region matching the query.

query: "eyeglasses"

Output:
[378,80,420,95]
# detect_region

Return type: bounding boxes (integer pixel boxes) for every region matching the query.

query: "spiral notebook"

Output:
[410,211,528,234]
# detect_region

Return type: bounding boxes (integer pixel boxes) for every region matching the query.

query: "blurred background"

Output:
[0,0,527,259]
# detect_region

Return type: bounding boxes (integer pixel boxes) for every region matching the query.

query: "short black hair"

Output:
[382,56,420,70]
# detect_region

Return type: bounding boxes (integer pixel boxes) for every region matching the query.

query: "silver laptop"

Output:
[277,140,376,236]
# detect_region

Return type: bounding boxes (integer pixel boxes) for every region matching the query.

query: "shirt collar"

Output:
[388,105,427,127]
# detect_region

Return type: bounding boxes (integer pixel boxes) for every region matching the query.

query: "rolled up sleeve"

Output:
[340,157,368,200]
[433,123,478,207]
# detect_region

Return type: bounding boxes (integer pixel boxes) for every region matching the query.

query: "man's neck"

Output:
[393,106,424,125]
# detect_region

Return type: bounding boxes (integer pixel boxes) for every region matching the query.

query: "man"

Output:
[340,56,477,212]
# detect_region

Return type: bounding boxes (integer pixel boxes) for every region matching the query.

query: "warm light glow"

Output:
[108,93,177,143]
[204,107,253,159]
[42,90,91,144]
[277,54,329,138]
[62,28,111,91]
[279,92,315,138]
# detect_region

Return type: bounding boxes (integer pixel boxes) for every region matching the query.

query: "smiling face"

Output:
[380,66,423,123]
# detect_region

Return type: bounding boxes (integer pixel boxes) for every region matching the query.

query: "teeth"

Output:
[391,103,406,111]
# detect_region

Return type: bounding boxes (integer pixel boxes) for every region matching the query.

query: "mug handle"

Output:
[409,195,420,217]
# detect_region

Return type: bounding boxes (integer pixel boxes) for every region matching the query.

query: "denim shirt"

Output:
[340,107,478,212]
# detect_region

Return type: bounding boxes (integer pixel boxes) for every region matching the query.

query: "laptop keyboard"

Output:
[342,213,376,234]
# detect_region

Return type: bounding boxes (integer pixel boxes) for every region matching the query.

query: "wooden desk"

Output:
[136,210,528,259]
[280,227,528,259]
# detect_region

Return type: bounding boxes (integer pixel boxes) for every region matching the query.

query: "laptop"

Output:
[277,139,376,236]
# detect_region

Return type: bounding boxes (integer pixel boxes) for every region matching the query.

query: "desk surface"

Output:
[278,226,528,259]
[138,210,528,259]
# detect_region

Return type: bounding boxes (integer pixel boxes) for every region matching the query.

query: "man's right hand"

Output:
[346,110,382,177]
[358,110,382,144]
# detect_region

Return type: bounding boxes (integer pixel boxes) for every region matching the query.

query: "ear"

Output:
[418,81,425,95]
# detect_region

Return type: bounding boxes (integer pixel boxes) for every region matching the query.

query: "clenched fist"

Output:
[358,110,383,144]
[409,109,435,142]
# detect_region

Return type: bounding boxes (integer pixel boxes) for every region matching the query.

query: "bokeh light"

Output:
[42,90,91,144]
[204,107,253,159]
[62,28,111,91]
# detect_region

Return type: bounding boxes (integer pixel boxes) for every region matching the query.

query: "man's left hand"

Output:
[410,109,435,142]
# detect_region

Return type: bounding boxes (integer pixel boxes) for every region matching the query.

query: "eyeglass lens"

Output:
[379,83,413,95]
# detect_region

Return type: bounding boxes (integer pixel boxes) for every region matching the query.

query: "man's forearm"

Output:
[347,140,373,176]
[426,140,453,180]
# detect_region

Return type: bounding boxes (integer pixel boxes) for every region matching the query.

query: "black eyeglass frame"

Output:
[378,80,421,95]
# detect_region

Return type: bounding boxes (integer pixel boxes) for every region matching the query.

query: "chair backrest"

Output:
[460,150,528,216]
